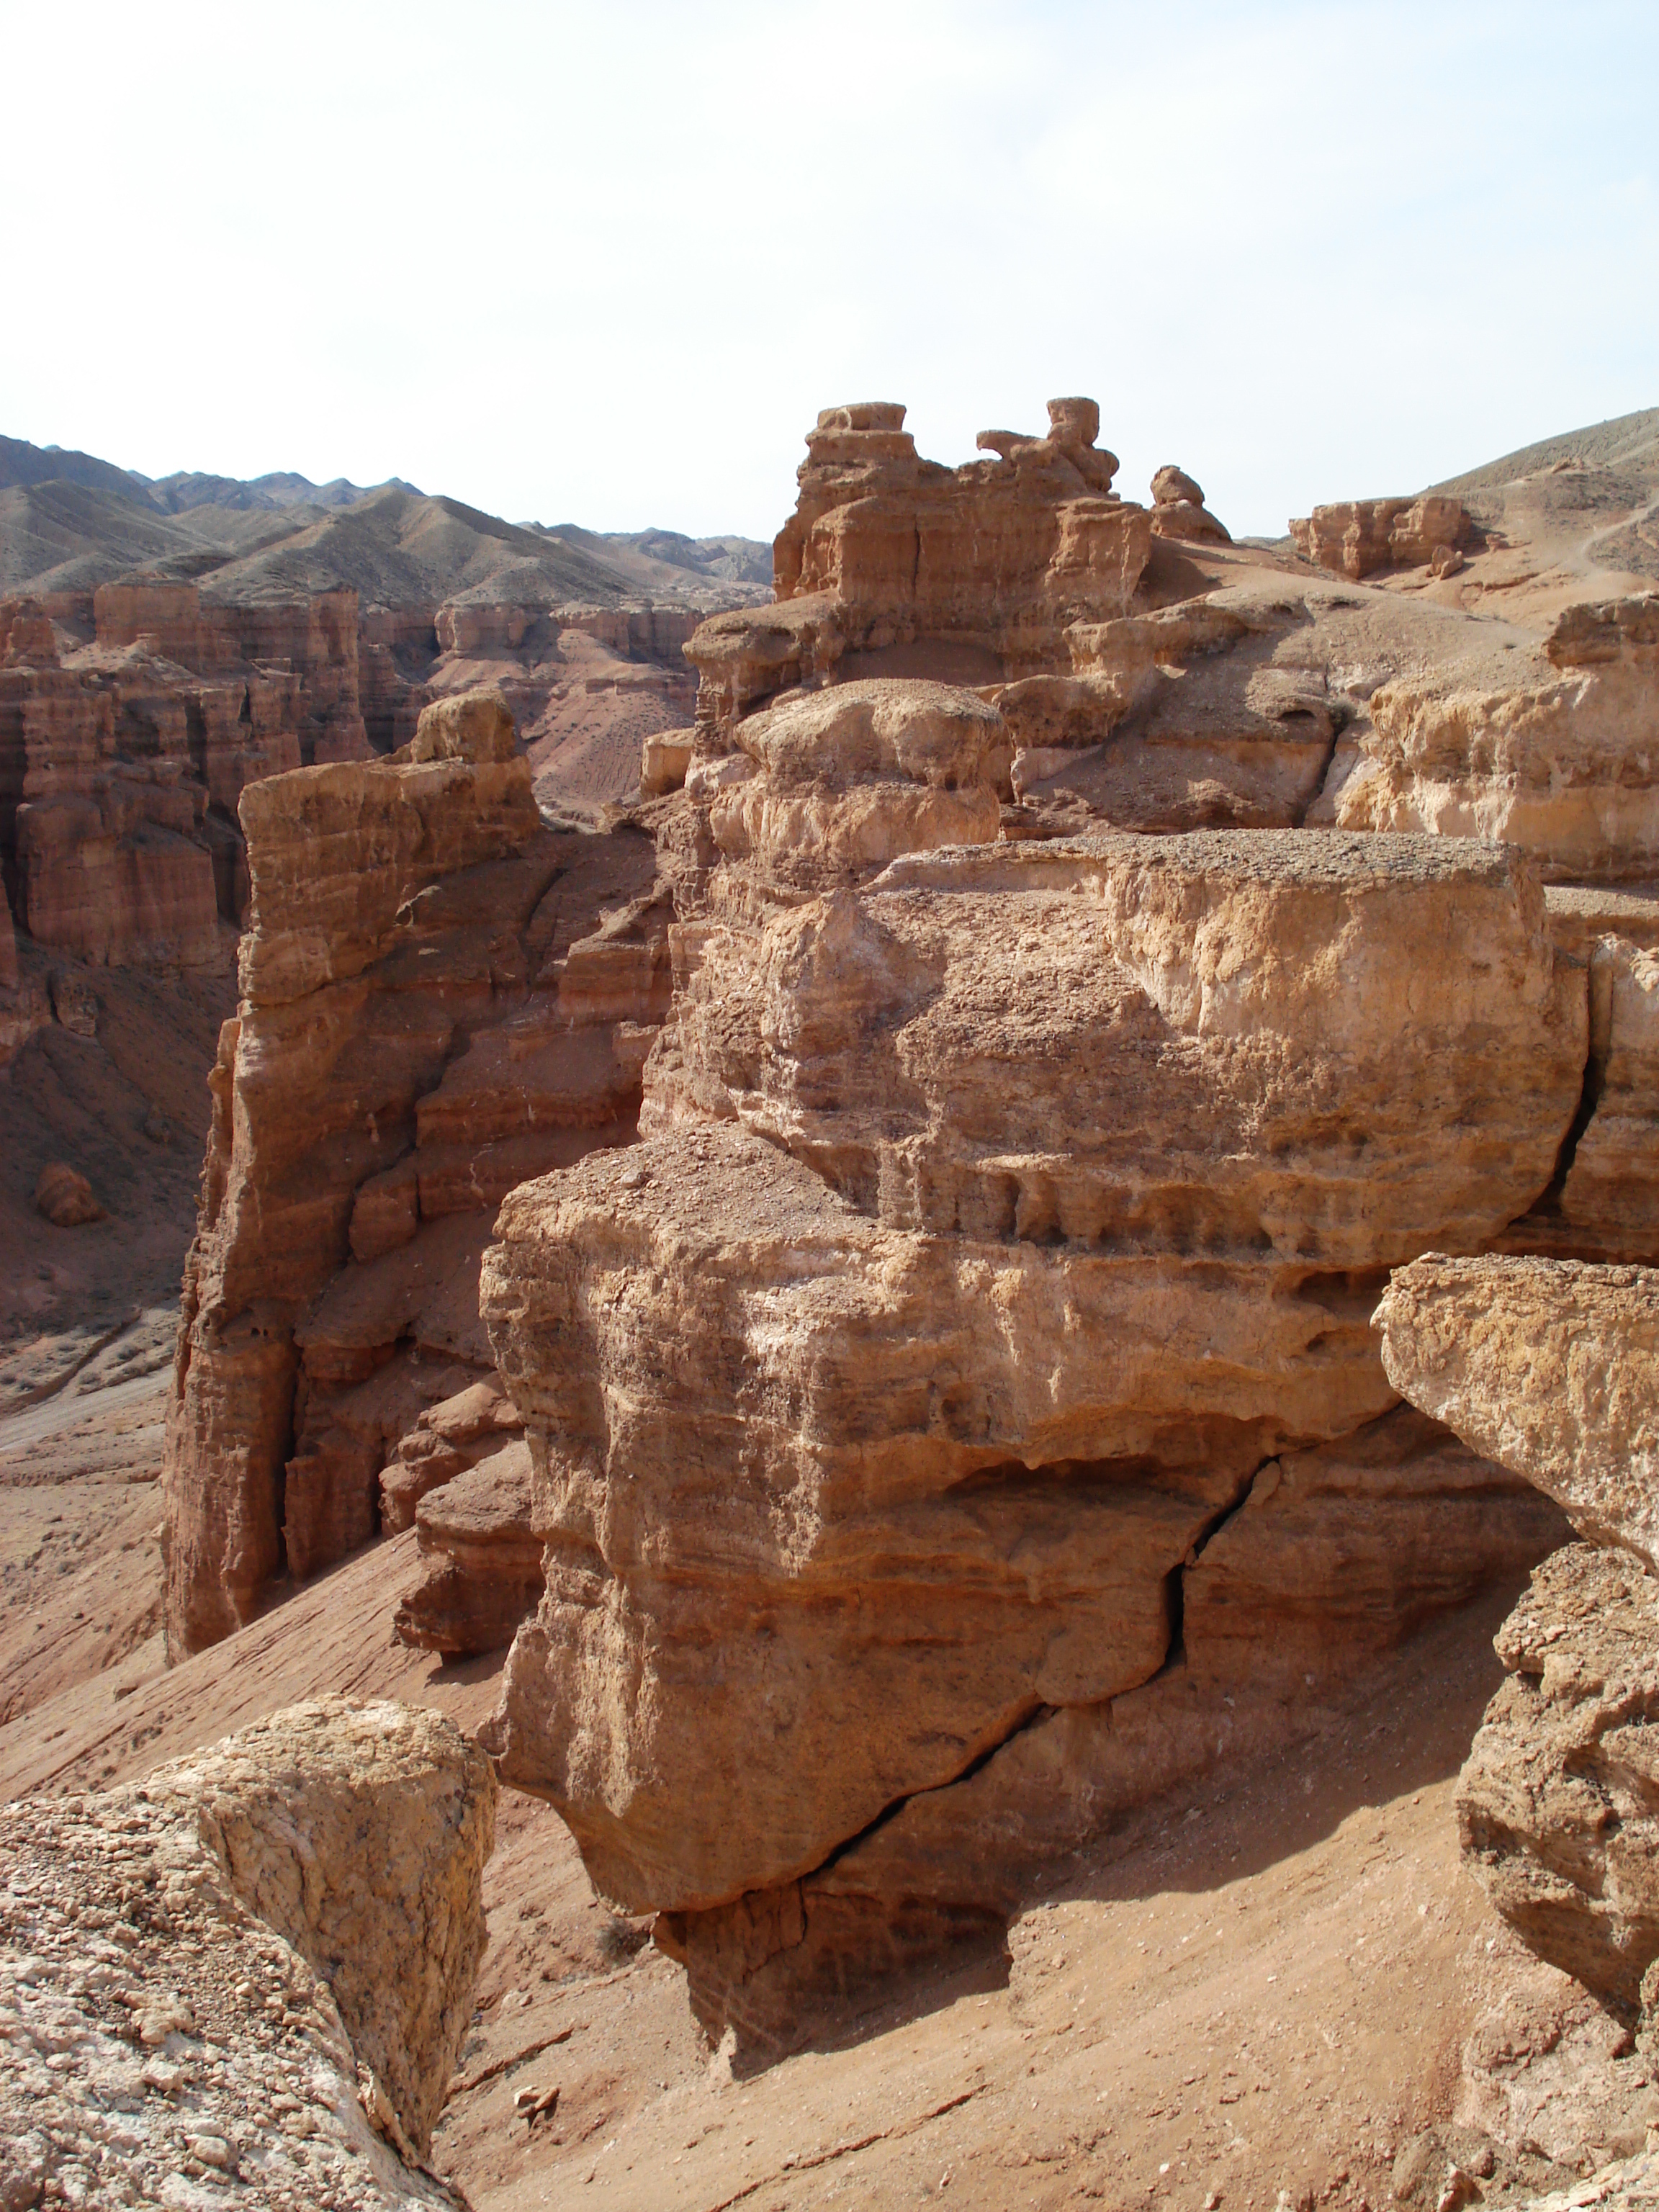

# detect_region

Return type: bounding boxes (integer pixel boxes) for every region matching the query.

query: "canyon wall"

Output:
[479,660,1599,2047]
[161,688,673,1655]
[0,582,369,981]
[154,395,1659,2056]
[0,581,708,1020]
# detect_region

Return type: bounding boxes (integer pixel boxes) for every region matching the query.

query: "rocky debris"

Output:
[1457,1545,1659,2015]
[161,687,673,1655]
[1459,1933,1659,2170]
[481,825,1583,2042]
[0,1696,493,2208]
[1331,593,1659,884]
[1376,1255,1659,1570]
[685,397,1150,735]
[157,1699,495,2153]
[393,1439,541,1656]
[1289,497,1472,580]
[34,1161,105,1227]
[48,969,97,1036]
[1488,2148,1659,2212]
[1150,464,1231,545]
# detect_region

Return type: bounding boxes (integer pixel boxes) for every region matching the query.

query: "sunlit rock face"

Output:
[480,814,1583,2046]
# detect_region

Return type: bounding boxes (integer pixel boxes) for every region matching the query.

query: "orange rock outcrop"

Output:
[161,688,672,1655]
[685,397,1151,735]
[153,392,1659,2063]
[1289,495,1473,578]
[479,662,1586,2046]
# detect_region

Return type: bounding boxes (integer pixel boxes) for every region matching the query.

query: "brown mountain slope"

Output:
[0,434,771,608]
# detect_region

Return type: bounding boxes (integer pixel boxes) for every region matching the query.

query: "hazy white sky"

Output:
[5,0,1655,541]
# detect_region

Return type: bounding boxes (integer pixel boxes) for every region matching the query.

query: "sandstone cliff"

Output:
[685,397,1151,734]
[148,397,1659,2064]
[0,581,367,979]
[478,667,1587,2046]
[161,688,673,1655]
[1377,1254,1659,2028]
[1289,496,1473,580]
[1333,594,1659,884]
[679,405,1659,902]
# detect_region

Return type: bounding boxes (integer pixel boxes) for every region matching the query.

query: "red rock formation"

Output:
[1289,495,1473,579]
[161,688,673,1656]
[0,580,377,974]
[1334,593,1659,886]
[1149,464,1231,545]
[393,1439,541,1656]
[479,696,1588,2044]
[685,397,1151,736]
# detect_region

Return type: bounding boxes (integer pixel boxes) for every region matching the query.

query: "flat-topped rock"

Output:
[1377,1254,1659,1569]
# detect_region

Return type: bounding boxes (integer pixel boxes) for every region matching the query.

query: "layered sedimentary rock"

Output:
[685,397,1152,733]
[1290,496,1473,579]
[0,1696,493,2206]
[1004,586,1347,832]
[1333,595,1659,882]
[379,1377,521,1533]
[393,1439,540,1656]
[680,412,1498,850]
[0,581,371,973]
[162,688,671,1655]
[1381,1253,1659,2016]
[480,674,1587,2041]
[1377,1254,1659,1570]
[1457,1545,1659,2017]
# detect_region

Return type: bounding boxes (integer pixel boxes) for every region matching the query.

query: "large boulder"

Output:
[0,1697,494,2204]
[1458,1545,1659,2014]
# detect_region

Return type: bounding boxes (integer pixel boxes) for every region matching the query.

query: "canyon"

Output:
[4,397,1659,2212]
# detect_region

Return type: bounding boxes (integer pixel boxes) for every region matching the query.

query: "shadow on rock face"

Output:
[647,1583,1532,2076]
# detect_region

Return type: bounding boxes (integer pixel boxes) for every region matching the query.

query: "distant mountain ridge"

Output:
[0,435,413,516]
[0,435,773,610]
